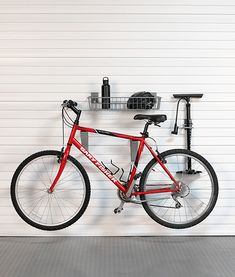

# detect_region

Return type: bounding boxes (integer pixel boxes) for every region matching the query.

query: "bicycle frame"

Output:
[49,123,180,196]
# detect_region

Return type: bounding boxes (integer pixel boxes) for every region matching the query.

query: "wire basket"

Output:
[88,94,161,111]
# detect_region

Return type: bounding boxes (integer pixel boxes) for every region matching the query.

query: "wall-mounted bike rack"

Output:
[80,131,139,162]
[80,131,89,150]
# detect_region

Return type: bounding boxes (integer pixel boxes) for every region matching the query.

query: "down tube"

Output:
[72,137,127,192]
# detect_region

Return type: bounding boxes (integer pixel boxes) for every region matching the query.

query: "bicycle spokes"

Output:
[13,153,88,229]
[140,150,218,228]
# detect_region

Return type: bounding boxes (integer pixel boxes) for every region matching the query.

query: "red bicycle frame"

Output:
[49,123,180,195]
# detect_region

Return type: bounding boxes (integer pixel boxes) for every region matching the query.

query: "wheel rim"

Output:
[143,153,215,226]
[15,155,86,227]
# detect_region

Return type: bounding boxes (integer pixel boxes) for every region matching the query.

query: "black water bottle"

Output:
[102,77,110,109]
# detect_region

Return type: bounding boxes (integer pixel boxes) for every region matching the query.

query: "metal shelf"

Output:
[87,93,161,111]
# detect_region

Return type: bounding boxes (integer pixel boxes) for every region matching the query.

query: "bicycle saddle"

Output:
[134,114,167,124]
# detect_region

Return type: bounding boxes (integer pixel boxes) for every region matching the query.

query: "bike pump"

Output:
[171,93,203,174]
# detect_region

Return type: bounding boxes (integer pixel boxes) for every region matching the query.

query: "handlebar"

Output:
[62,99,81,122]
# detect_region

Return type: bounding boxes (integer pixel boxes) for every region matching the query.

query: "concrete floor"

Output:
[0,237,234,277]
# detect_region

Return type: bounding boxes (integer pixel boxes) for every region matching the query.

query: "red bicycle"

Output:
[11,100,218,231]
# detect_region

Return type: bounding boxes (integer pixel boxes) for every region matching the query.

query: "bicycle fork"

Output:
[48,123,78,193]
[48,145,71,193]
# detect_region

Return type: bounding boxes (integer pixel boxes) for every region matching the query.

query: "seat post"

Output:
[142,121,151,137]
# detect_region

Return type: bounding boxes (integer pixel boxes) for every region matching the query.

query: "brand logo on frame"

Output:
[80,146,117,184]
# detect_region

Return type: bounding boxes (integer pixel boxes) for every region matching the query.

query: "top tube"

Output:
[76,125,144,141]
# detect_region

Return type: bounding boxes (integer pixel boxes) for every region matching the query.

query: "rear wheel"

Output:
[139,149,218,229]
[11,150,90,231]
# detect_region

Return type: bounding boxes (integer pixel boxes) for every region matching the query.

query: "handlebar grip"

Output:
[62,100,78,108]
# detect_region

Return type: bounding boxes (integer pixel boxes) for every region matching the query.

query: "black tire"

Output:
[139,149,218,229]
[11,150,91,231]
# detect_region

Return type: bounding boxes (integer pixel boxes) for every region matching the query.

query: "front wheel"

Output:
[11,150,91,231]
[139,149,218,229]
